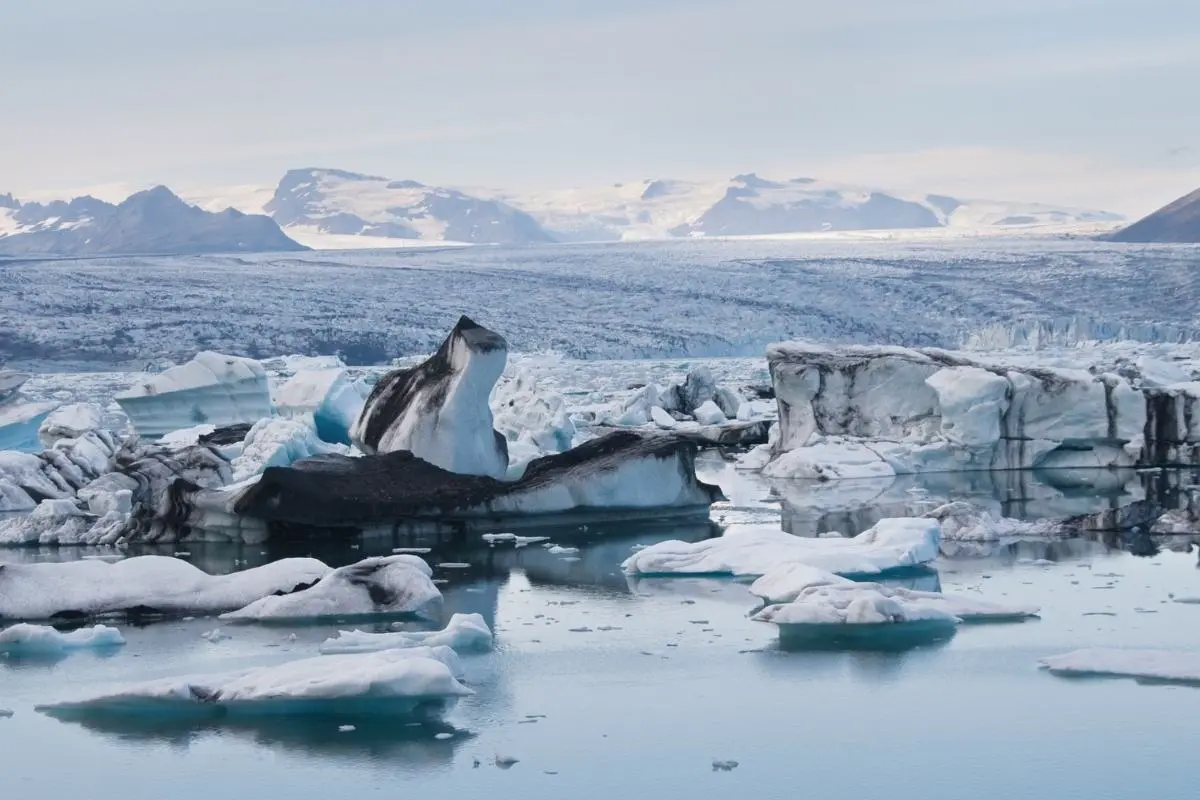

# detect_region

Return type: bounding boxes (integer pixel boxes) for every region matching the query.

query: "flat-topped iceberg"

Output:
[220,556,441,623]
[753,582,1039,624]
[116,352,272,440]
[0,555,330,621]
[37,646,470,719]
[763,342,1200,477]
[319,612,493,654]
[621,517,939,578]
[1039,648,1200,684]
[0,623,126,656]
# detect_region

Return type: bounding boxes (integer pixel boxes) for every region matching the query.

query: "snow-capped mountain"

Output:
[264,168,555,245]
[1107,186,1200,243]
[487,174,1123,241]
[0,186,304,257]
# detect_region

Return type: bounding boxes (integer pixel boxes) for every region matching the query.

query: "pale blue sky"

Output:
[2,0,1198,213]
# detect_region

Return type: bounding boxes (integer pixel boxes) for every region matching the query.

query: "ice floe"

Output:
[220,556,441,622]
[1039,648,1200,684]
[621,517,939,578]
[319,612,493,654]
[0,623,126,656]
[753,582,1040,624]
[37,646,471,719]
[0,555,330,621]
[115,351,272,440]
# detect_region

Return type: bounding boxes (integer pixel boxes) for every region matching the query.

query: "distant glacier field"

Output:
[2,237,1199,367]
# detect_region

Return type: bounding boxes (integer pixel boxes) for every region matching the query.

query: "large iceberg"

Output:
[116,352,272,440]
[220,556,441,622]
[351,316,509,479]
[762,343,1200,477]
[319,612,493,654]
[1039,648,1200,684]
[36,646,470,719]
[0,623,126,657]
[233,430,721,537]
[0,555,330,621]
[621,517,939,578]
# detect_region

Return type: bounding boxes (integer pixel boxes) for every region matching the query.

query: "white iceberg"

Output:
[0,499,94,546]
[924,501,1064,542]
[274,369,367,445]
[1039,648,1200,684]
[220,556,441,622]
[761,438,897,480]
[621,517,939,578]
[0,401,59,452]
[38,403,105,447]
[753,582,1039,624]
[230,417,346,482]
[37,646,471,719]
[116,351,272,440]
[319,612,493,655]
[0,623,126,656]
[0,555,330,621]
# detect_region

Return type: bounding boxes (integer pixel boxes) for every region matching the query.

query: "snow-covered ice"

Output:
[37,403,104,447]
[0,623,126,656]
[1039,648,1200,684]
[230,417,346,481]
[115,352,272,440]
[0,556,330,621]
[621,517,939,578]
[753,582,1039,623]
[319,612,493,655]
[0,402,58,452]
[36,646,471,719]
[220,556,441,622]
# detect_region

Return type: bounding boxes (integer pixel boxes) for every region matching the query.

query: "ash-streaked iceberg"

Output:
[36,645,470,720]
[319,612,493,655]
[621,517,939,578]
[116,352,272,440]
[220,556,441,623]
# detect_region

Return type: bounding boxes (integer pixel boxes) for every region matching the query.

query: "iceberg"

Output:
[37,646,471,720]
[0,401,58,452]
[319,612,493,654]
[351,316,509,479]
[274,369,367,445]
[230,417,346,482]
[762,342,1194,477]
[0,623,126,657]
[924,501,1064,542]
[0,555,330,621]
[116,352,272,440]
[622,517,939,578]
[233,430,720,537]
[0,499,96,546]
[220,556,441,622]
[1039,648,1200,684]
[753,582,1039,623]
[38,403,105,447]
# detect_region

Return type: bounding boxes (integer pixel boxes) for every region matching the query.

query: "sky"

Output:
[2,0,1199,215]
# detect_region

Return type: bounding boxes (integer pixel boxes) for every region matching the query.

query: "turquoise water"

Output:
[3,524,1200,800]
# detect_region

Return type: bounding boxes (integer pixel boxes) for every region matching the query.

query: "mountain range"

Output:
[1106,187,1200,244]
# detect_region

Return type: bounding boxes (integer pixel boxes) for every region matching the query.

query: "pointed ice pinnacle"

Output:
[351,316,509,479]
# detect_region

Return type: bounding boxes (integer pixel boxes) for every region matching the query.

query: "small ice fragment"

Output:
[338,724,356,732]
[393,547,432,554]
[712,759,739,772]
[0,709,13,718]
[568,627,592,633]
[547,545,579,555]
[561,557,581,563]
[495,755,519,769]
[437,563,471,569]
[174,552,191,558]
[435,732,453,740]
[201,628,229,643]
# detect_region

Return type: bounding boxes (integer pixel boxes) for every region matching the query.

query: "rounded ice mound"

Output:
[0,623,126,657]
[319,612,493,655]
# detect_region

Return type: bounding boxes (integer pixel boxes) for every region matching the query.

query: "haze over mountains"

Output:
[9,166,1195,257]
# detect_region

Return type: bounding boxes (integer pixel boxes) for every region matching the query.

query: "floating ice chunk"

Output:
[622,517,939,578]
[0,402,59,452]
[275,369,367,445]
[116,351,272,440]
[924,501,1063,541]
[37,646,471,719]
[481,533,548,547]
[220,556,441,622]
[761,439,896,481]
[230,417,346,482]
[547,545,579,555]
[319,612,493,655]
[1039,648,1200,684]
[0,623,126,656]
[754,582,1038,624]
[0,556,330,621]
[693,400,726,426]
[38,403,105,448]
[0,498,94,546]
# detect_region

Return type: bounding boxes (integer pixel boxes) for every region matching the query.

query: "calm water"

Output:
[4,466,1200,800]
